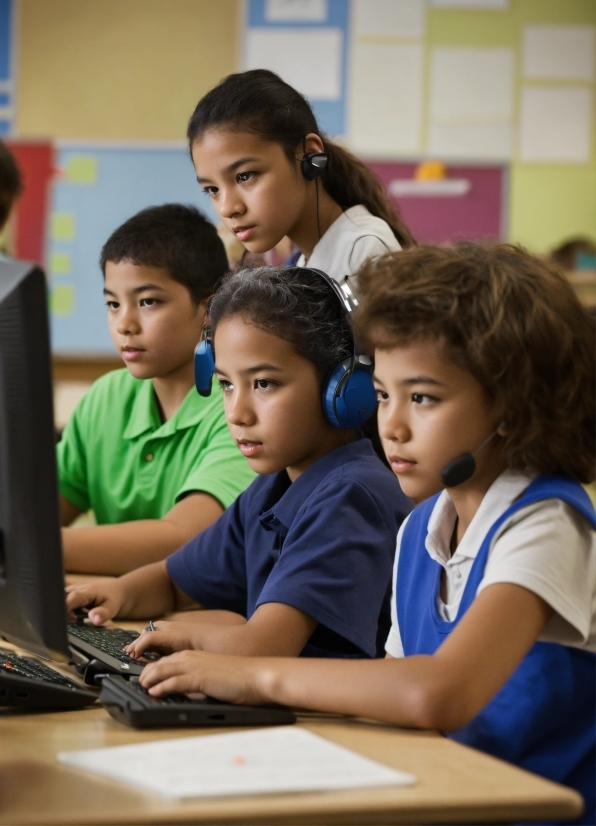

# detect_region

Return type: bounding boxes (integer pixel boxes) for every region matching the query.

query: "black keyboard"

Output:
[0,648,97,709]
[100,675,296,729]
[67,622,160,683]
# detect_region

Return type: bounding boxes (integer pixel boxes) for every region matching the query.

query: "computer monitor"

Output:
[0,259,70,662]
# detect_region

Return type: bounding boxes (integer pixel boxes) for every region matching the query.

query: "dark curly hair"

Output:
[353,242,595,483]
[207,266,353,380]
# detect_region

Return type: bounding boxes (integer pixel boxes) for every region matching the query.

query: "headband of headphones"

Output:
[194,268,376,430]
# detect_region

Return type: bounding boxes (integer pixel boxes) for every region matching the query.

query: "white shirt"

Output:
[385,470,596,657]
[297,205,400,284]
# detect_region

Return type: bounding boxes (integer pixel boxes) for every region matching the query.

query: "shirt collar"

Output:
[122,380,215,441]
[425,469,536,566]
[259,440,376,536]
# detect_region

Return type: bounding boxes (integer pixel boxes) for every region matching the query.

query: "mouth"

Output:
[232,226,257,243]
[121,346,145,362]
[236,439,263,458]
[388,455,417,474]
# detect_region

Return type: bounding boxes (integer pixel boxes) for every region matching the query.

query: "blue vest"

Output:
[397,476,596,826]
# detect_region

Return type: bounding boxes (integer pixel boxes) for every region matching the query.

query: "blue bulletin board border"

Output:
[244,0,349,137]
[0,0,14,135]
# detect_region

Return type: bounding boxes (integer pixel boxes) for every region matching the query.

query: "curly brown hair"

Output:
[353,242,595,483]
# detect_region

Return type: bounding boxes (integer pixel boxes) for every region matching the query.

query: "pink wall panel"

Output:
[368,162,506,245]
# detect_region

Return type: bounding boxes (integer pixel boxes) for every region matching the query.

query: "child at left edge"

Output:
[138,243,596,824]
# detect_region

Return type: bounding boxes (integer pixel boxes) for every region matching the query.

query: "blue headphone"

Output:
[194,268,377,430]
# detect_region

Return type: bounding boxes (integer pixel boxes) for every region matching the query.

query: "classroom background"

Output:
[0,0,594,426]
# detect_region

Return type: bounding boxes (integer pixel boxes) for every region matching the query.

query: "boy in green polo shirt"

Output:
[58,204,255,575]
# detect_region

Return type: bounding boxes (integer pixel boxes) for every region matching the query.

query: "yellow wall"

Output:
[16,0,240,140]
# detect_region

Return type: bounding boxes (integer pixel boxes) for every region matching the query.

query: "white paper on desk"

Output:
[57,726,416,800]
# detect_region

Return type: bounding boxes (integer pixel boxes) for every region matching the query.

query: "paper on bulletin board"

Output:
[51,284,75,316]
[430,0,508,8]
[51,212,75,241]
[428,123,513,160]
[427,47,514,159]
[265,0,327,22]
[349,42,423,155]
[50,251,72,276]
[66,155,98,184]
[353,0,426,39]
[245,29,342,100]
[519,87,592,163]
[522,25,595,81]
[430,47,514,122]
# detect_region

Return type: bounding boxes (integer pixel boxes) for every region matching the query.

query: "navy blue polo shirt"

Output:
[167,439,411,658]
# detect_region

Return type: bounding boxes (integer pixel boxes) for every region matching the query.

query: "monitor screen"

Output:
[0,259,70,661]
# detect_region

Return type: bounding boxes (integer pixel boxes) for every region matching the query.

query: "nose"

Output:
[378,401,410,444]
[116,305,141,337]
[226,387,256,428]
[218,186,245,220]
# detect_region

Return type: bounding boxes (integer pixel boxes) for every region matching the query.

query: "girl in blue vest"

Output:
[139,243,595,824]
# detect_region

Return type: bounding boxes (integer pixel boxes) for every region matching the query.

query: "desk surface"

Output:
[0,643,583,826]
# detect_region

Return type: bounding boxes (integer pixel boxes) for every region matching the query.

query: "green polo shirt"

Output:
[57,369,256,524]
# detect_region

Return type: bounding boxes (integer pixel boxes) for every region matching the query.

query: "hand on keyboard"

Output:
[124,621,203,661]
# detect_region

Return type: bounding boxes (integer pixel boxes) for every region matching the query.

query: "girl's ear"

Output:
[301,133,325,157]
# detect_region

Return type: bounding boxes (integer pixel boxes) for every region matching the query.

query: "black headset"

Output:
[301,151,328,181]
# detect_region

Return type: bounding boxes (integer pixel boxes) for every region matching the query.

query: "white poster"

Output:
[523,25,595,81]
[349,43,423,155]
[265,0,328,22]
[519,86,592,163]
[427,46,514,159]
[353,0,426,39]
[430,0,508,8]
[245,28,342,100]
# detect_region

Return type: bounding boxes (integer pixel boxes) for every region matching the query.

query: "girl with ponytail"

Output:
[187,70,414,283]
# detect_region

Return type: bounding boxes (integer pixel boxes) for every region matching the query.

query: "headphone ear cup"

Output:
[301,152,328,181]
[194,339,215,397]
[322,361,377,429]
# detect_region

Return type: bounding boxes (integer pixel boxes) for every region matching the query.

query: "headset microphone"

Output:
[440,424,505,488]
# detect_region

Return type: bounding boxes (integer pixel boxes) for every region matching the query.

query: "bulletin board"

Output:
[48,145,218,354]
[368,162,507,244]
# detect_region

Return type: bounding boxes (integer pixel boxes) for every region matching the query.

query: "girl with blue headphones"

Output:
[186,69,414,283]
[67,266,411,665]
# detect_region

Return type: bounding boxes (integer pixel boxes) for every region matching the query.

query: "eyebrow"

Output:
[103,283,167,297]
[197,156,260,185]
[373,374,445,387]
[214,363,285,377]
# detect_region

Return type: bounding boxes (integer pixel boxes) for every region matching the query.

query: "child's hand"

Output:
[124,621,201,659]
[138,649,267,706]
[65,579,125,625]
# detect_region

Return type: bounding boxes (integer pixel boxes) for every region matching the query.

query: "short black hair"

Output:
[0,140,23,228]
[100,204,228,303]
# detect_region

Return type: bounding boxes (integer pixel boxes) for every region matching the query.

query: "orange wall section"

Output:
[15,0,240,141]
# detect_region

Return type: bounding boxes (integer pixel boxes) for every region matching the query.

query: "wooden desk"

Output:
[0,663,583,825]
